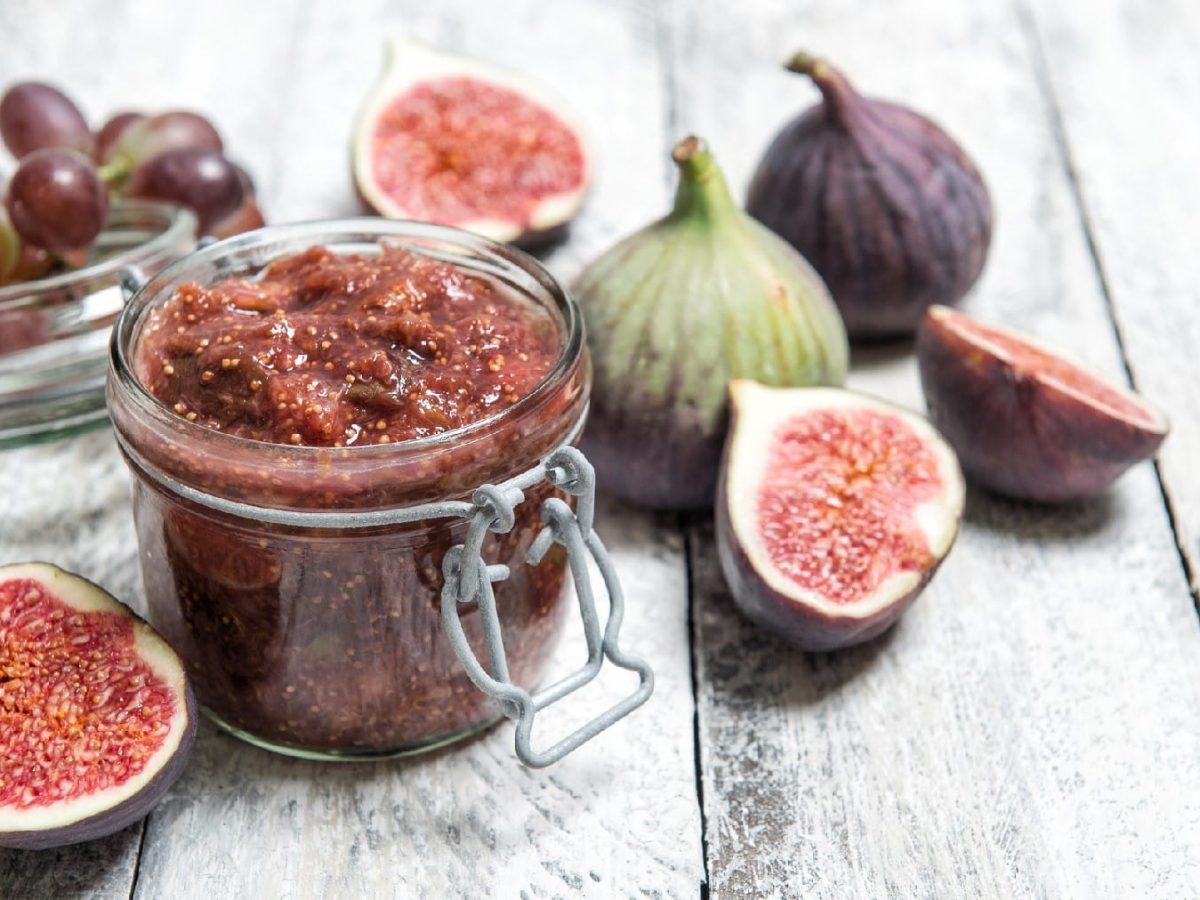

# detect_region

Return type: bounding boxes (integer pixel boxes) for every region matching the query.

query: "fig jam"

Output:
[109,230,588,757]
[134,245,559,447]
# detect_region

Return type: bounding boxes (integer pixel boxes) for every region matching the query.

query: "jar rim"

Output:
[0,200,196,310]
[108,217,585,461]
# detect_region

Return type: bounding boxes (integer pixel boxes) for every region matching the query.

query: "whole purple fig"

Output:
[747,53,993,340]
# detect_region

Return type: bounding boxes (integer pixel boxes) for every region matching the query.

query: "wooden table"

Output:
[3,0,1199,896]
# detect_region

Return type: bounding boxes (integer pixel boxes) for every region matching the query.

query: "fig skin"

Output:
[584,393,727,511]
[716,496,949,651]
[715,382,964,652]
[747,53,992,340]
[0,563,197,851]
[353,36,592,247]
[916,305,1169,503]
[575,137,848,511]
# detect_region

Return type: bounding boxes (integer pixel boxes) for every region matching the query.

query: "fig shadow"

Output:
[0,827,141,892]
[698,582,896,709]
[783,626,898,707]
[848,335,916,370]
[963,485,1119,544]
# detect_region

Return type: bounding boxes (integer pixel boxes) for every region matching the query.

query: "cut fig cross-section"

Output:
[917,305,1169,503]
[0,563,196,850]
[716,382,965,651]
[354,37,592,246]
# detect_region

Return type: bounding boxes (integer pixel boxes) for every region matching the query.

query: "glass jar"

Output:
[0,201,195,448]
[107,220,650,763]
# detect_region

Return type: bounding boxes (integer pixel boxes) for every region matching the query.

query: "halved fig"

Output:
[716,382,965,651]
[0,563,196,850]
[917,305,1169,503]
[353,37,592,245]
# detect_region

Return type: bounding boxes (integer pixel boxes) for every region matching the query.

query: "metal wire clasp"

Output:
[439,446,655,767]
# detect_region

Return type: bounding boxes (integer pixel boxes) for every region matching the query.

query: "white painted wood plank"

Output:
[1023,0,1200,591]
[669,0,1200,895]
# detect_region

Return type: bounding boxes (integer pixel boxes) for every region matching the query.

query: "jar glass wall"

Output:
[0,201,195,447]
[107,220,589,759]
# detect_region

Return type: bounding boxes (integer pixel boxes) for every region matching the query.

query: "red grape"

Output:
[115,111,222,167]
[5,148,109,252]
[0,82,93,158]
[94,111,144,164]
[8,243,53,281]
[232,161,255,198]
[126,148,243,234]
[210,198,265,238]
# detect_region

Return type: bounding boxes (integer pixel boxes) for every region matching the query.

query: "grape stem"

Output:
[97,157,133,189]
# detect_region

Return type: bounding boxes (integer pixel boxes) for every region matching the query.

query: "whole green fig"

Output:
[573,136,848,510]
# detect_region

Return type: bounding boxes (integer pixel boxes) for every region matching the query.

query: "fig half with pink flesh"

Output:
[716,382,964,651]
[353,37,593,246]
[0,563,196,850]
[917,305,1169,503]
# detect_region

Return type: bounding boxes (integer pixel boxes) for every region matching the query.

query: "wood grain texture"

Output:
[671,0,1200,895]
[1022,0,1200,596]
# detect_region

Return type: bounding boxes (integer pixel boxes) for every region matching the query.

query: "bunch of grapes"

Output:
[0,82,263,285]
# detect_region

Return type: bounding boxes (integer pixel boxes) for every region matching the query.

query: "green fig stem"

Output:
[669,136,737,222]
[785,51,863,130]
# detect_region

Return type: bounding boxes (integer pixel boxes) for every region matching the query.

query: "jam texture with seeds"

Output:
[118,244,587,754]
[135,245,559,446]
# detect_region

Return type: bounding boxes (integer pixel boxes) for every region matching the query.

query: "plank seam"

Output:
[126,820,149,900]
[1015,0,1200,617]
[683,521,713,898]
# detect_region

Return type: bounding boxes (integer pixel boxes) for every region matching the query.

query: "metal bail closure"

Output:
[439,446,655,767]
[118,265,147,302]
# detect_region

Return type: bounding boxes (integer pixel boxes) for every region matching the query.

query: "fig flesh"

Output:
[0,563,196,850]
[747,53,992,340]
[917,305,1168,502]
[717,382,964,651]
[353,37,592,246]
[574,137,847,511]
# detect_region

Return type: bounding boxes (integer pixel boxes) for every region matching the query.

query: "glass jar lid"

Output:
[0,200,195,449]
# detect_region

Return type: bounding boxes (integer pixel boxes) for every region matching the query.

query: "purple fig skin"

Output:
[916,306,1169,503]
[715,442,954,654]
[710,384,964,652]
[0,709,196,851]
[0,564,197,851]
[747,54,992,340]
[582,393,724,510]
[716,487,945,651]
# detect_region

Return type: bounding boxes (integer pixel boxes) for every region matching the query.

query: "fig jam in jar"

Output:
[107,221,591,759]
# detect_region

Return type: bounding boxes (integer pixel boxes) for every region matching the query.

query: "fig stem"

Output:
[669,135,736,222]
[784,51,862,131]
